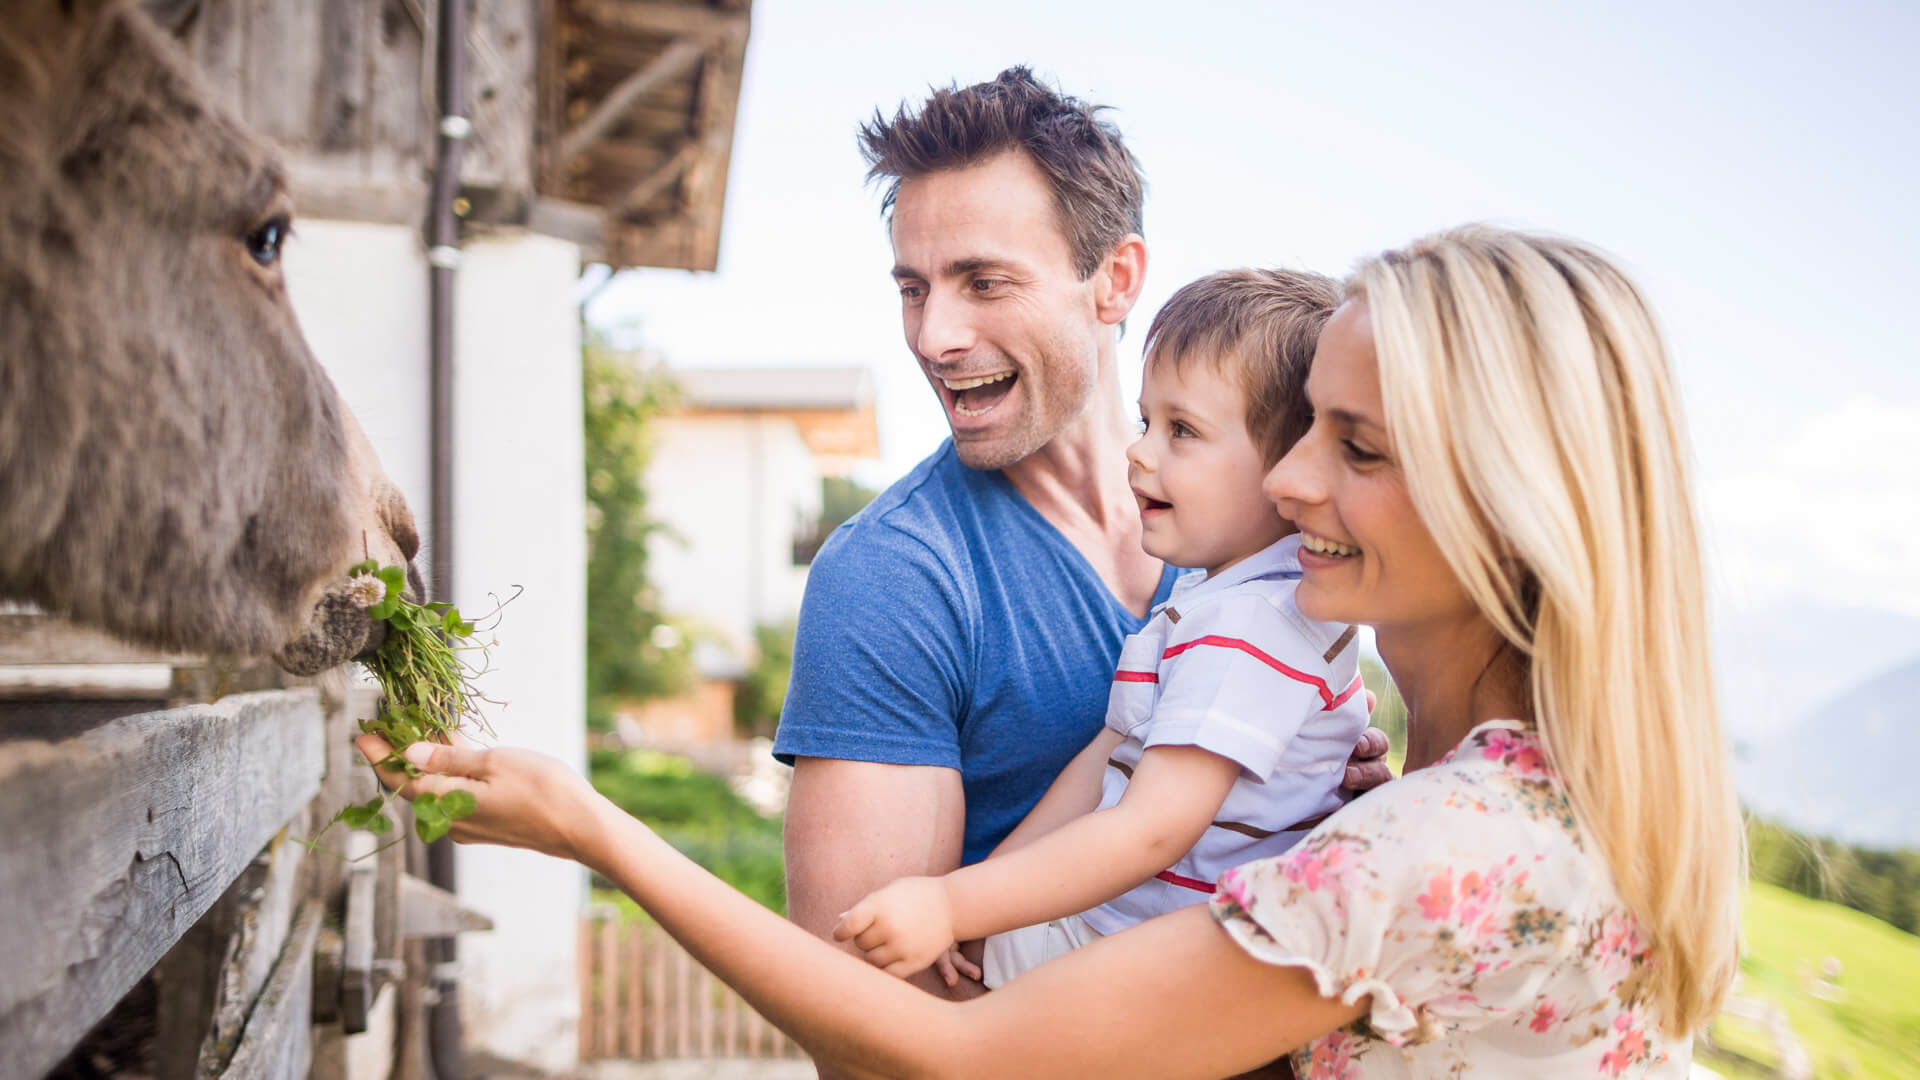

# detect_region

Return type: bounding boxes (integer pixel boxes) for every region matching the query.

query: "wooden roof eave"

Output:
[529,0,751,273]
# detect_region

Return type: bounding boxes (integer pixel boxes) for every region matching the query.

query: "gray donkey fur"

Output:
[0,0,420,675]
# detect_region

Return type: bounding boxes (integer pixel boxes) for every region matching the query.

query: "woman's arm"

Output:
[988,727,1125,858]
[360,737,1362,1077]
[834,744,1241,974]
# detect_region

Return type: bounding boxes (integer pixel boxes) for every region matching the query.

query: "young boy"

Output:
[833,269,1369,987]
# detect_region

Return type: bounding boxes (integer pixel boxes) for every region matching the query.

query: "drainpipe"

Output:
[424,0,468,1076]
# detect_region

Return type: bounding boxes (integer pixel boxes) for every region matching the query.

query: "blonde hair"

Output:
[1349,226,1743,1035]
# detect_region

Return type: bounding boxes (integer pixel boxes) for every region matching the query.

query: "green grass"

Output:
[1723,880,1920,1079]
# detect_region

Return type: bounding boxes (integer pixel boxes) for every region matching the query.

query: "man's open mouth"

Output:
[943,371,1017,417]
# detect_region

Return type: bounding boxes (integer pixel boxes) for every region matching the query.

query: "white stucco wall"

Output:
[646,414,820,657]
[286,220,587,1074]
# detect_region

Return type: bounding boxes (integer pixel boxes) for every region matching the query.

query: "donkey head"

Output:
[0,0,420,675]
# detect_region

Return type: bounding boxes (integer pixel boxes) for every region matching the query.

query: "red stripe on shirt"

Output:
[1155,869,1216,893]
[1160,635,1346,709]
[1327,674,1365,711]
[1113,670,1158,683]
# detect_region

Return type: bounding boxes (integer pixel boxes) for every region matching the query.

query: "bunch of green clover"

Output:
[304,560,499,858]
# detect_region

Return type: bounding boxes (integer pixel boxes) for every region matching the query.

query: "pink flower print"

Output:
[1306,1029,1360,1079]
[1599,1015,1648,1076]
[1481,727,1548,775]
[1480,728,1521,761]
[1217,867,1252,909]
[1285,840,1351,893]
[1417,869,1454,921]
[1454,869,1503,937]
[1528,999,1561,1033]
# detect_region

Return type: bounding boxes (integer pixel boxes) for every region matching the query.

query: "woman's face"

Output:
[1263,299,1480,633]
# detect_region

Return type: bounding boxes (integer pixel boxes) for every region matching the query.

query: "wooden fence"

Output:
[578,916,806,1063]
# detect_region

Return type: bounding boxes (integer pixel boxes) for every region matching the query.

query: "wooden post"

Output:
[596,917,619,1058]
[625,921,646,1057]
[674,940,693,1056]
[575,918,593,1061]
[649,922,667,1059]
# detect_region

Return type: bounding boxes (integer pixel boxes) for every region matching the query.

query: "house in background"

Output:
[156,0,752,1074]
[627,366,879,747]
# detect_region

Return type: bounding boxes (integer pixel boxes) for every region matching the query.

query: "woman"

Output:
[363,226,1744,1077]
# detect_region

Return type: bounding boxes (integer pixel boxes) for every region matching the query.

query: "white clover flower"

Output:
[346,571,386,609]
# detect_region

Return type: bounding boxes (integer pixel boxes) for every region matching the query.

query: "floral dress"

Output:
[1210,721,1686,1078]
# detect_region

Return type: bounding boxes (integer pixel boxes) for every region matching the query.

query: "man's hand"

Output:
[833,876,959,979]
[1342,723,1394,793]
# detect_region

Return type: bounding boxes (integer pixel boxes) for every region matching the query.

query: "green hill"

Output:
[1708,881,1920,1079]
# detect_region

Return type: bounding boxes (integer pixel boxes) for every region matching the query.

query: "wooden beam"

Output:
[576,0,749,43]
[617,139,699,214]
[558,37,706,166]
[219,899,325,1079]
[291,177,428,227]
[0,690,327,1080]
[0,613,193,666]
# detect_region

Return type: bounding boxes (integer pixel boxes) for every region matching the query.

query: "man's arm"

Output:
[783,756,978,1001]
[987,727,1125,859]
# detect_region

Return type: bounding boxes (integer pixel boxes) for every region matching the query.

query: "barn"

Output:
[0,0,751,1076]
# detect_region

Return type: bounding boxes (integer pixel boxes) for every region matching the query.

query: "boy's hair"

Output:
[858,66,1145,280]
[1142,269,1341,465]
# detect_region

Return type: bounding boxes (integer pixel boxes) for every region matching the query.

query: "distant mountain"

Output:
[1737,655,1920,851]
[1714,605,1920,742]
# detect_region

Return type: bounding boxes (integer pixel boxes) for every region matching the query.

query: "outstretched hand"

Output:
[354,733,604,863]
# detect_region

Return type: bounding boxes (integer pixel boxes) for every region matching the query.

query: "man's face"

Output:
[889,151,1104,470]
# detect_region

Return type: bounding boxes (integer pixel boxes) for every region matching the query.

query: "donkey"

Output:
[0,0,420,676]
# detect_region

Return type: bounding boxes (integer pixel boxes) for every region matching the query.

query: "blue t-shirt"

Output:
[774,441,1179,865]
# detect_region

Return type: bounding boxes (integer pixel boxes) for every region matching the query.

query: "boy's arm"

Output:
[989,727,1126,858]
[835,744,1240,976]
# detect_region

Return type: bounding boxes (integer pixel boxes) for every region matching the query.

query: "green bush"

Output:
[588,747,786,913]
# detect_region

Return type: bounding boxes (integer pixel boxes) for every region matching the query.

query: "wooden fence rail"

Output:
[578,916,806,1063]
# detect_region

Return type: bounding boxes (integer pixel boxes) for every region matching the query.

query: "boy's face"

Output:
[1126,352,1295,576]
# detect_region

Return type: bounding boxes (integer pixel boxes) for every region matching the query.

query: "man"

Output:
[774,68,1385,1006]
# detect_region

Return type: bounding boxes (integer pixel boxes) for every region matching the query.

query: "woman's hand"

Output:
[354,733,606,863]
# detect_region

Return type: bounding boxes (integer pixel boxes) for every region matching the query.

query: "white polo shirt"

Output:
[1080,534,1368,935]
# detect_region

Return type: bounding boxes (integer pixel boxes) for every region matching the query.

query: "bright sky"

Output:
[587,0,1920,725]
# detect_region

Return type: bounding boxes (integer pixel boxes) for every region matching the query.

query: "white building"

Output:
[634,367,879,744]
[647,367,878,656]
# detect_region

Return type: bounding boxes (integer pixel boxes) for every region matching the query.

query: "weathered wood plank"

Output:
[0,613,194,666]
[0,689,326,1080]
[316,0,373,156]
[181,0,247,115]
[220,898,324,1079]
[154,831,306,1080]
[465,0,539,194]
[366,0,430,183]
[241,0,322,147]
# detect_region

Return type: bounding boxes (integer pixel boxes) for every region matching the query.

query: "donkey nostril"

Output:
[383,492,421,561]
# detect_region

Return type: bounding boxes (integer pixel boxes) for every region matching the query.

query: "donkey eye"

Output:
[244,215,290,267]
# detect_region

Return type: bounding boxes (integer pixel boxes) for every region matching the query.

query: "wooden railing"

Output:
[578,915,807,1062]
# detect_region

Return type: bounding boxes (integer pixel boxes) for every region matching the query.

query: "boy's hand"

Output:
[831,876,958,979]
